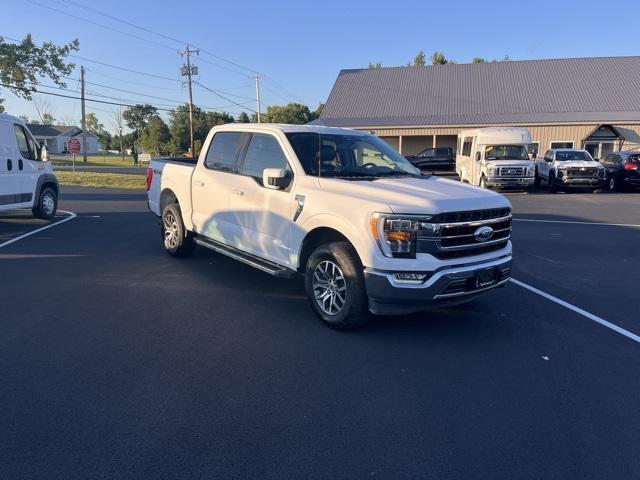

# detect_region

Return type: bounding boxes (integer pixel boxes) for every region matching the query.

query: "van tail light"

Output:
[624,163,638,171]
[146,167,153,191]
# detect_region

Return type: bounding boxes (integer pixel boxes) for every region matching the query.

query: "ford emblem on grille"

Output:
[474,225,494,242]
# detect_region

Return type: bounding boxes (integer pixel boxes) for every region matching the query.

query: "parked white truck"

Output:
[0,113,58,219]
[147,124,513,329]
[456,127,535,190]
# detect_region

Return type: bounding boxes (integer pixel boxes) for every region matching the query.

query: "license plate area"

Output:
[475,267,498,288]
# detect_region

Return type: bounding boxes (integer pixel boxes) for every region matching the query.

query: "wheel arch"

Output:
[297,226,362,273]
[34,174,59,205]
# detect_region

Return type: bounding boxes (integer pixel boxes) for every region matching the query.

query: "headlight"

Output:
[370,214,432,258]
[486,166,496,176]
[526,167,534,176]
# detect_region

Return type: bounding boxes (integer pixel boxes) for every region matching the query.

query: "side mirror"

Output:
[531,152,537,160]
[263,168,290,190]
[545,157,553,163]
[475,152,481,162]
[40,145,49,162]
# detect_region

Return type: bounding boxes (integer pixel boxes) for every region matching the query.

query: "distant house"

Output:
[27,124,102,154]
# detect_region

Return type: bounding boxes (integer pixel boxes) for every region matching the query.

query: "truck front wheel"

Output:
[305,242,369,330]
[161,203,195,257]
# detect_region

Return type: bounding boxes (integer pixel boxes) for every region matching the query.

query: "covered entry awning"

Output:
[582,124,640,149]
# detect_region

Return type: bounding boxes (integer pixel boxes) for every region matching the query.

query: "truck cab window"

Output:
[240,134,290,183]
[204,132,243,172]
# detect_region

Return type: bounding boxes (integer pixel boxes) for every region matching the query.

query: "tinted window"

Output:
[204,132,243,172]
[14,124,37,160]
[434,148,451,156]
[240,134,289,182]
[461,137,473,157]
[555,151,593,161]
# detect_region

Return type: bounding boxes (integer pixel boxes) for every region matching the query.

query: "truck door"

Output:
[13,123,41,207]
[229,133,294,266]
[0,120,21,212]
[191,131,245,244]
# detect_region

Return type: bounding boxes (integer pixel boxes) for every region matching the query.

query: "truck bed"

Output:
[147,157,197,217]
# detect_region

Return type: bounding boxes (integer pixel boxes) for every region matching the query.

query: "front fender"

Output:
[34,173,59,206]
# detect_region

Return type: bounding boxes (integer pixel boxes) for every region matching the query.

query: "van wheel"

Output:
[32,187,57,220]
[305,242,369,330]
[161,203,195,257]
[479,176,488,189]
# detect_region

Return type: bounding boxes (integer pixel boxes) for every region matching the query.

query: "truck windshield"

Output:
[286,132,420,179]
[485,145,529,160]
[555,151,593,161]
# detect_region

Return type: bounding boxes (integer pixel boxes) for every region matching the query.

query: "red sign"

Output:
[67,138,81,154]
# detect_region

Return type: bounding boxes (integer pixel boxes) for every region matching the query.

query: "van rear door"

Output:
[0,120,21,212]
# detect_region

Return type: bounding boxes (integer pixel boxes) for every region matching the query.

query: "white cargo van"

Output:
[0,113,59,219]
[456,127,535,189]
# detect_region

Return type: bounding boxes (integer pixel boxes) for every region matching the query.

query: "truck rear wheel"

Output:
[161,203,195,257]
[305,241,369,330]
[32,187,57,220]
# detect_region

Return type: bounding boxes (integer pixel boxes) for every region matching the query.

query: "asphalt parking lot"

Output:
[1,186,639,479]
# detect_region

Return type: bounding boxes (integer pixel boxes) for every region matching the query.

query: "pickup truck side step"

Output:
[194,236,296,279]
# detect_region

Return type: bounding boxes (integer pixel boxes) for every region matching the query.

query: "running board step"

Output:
[194,237,296,279]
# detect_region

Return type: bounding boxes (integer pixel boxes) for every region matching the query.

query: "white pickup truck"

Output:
[0,113,58,219]
[147,124,513,329]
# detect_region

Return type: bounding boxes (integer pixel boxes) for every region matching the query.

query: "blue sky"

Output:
[2,0,640,132]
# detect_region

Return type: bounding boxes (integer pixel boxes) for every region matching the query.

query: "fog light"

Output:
[393,272,429,283]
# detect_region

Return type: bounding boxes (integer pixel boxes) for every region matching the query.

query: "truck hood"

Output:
[556,161,602,169]
[319,176,510,214]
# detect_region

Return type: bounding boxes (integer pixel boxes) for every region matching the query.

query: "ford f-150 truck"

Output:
[147,124,513,329]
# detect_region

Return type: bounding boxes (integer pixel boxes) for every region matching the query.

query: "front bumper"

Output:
[485,176,535,188]
[364,256,512,315]
[559,175,604,186]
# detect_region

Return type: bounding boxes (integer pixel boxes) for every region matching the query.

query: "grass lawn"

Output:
[50,154,137,167]
[56,171,146,190]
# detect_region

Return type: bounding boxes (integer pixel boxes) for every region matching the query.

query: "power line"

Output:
[68,54,182,83]
[24,0,177,51]
[193,81,258,114]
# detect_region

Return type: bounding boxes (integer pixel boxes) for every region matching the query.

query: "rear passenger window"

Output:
[461,137,473,157]
[204,132,243,172]
[240,134,289,183]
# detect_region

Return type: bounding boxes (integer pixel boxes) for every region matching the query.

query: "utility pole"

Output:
[250,75,262,123]
[180,45,199,157]
[80,65,87,163]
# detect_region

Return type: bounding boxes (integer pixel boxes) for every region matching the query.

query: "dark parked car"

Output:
[601,151,640,191]
[405,147,455,170]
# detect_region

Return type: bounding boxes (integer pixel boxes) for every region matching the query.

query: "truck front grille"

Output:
[497,167,524,176]
[417,208,511,260]
[566,167,598,177]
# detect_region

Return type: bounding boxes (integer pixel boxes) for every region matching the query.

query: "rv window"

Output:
[461,137,473,157]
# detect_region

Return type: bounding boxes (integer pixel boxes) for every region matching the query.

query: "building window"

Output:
[461,137,473,157]
[528,142,539,158]
[550,141,574,149]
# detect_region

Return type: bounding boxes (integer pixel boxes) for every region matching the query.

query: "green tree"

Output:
[472,57,486,63]
[310,103,324,122]
[237,111,250,123]
[263,103,314,124]
[413,50,426,66]
[123,104,157,160]
[0,34,79,107]
[368,62,383,69]
[41,112,55,124]
[85,112,112,151]
[431,51,451,65]
[18,114,30,122]
[139,115,170,155]
[0,98,4,113]
[168,105,234,155]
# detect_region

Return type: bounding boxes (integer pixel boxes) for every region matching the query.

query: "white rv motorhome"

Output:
[456,127,535,189]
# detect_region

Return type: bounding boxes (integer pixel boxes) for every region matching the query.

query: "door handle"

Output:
[193,180,205,187]
[7,159,12,171]
[18,159,23,171]
[231,188,244,196]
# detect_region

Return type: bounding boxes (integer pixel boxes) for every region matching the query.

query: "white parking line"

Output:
[513,218,640,228]
[0,210,77,249]
[511,278,640,345]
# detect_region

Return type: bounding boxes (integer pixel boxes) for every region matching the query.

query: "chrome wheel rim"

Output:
[312,260,347,315]
[609,178,615,190]
[42,193,55,215]
[163,212,179,249]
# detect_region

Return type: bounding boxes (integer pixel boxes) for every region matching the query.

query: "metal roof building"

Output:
[313,56,640,159]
